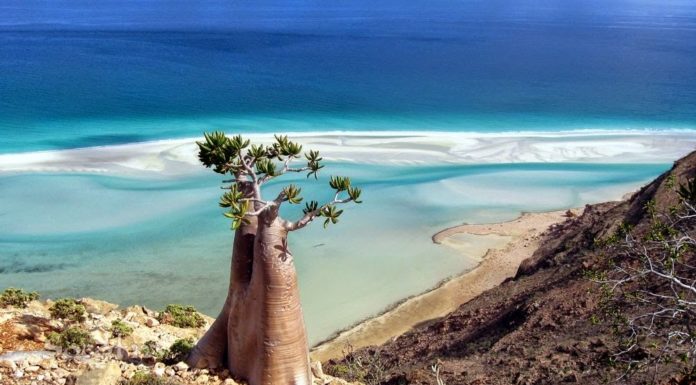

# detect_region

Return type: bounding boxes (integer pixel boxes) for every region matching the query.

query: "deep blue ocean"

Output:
[1,0,696,344]
[1,0,696,152]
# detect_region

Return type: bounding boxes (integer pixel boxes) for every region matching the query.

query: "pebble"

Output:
[37,374,45,381]
[174,361,189,371]
[196,374,210,383]
[153,362,166,377]
[165,368,175,377]
[39,358,58,370]
[25,365,41,372]
[14,369,24,378]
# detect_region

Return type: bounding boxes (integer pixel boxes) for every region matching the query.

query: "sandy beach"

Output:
[310,208,580,361]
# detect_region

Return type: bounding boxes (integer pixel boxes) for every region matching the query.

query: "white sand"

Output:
[1,130,695,176]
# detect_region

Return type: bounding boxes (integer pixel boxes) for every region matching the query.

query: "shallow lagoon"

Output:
[0,161,670,344]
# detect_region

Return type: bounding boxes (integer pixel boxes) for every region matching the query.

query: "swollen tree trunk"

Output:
[188,207,311,385]
[240,208,311,385]
[187,215,258,368]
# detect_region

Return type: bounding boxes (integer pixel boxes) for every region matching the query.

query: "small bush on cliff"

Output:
[47,326,93,350]
[157,304,204,328]
[123,371,181,385]
[0,288,39,308]
[325,344,386,385]
[49,298,86,323]
[140,338,195,364]
[110,319,134,337]
[168,338,195,362]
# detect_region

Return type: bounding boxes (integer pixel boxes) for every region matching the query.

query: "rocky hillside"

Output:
[325,150,696,385]
[0,298,351,385]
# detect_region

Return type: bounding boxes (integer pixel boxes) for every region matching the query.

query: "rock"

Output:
[39,358,58,370]
[57,379,67,385]
[80,299,118,316]
[153,362,166,377]
[111,346,128,361]
[14,369,24,379]
[325,376,352,385]
[37,374,45,381]
[89,330,110,346]
[196,374,210,383]
[145,318,160,327]
[223,379,238,385]
[75,361,121,385]
[25,365,41,372]
[174,361,189,372]
[142,307,157,318]
[165,368,175,377]
[310,360,324,379]
[0,359,17,371]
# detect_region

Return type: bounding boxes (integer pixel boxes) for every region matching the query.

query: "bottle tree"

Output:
[187,132,362,385]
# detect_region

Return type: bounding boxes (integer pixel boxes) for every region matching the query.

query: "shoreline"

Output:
[310,208,580,362]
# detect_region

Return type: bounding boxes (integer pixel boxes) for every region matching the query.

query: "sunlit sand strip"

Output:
[309,208,580,362]
[1,130,695,176]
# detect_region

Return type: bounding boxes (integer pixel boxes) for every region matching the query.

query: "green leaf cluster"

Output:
[283,184,303,204]
[320,205,344,228]
[0,288,39,309]
[196,132,250,174]
[329,176,362,202]
[197,132,363,230]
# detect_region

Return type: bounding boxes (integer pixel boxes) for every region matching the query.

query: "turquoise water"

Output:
[0,162,671,343]
[1,1,695,343]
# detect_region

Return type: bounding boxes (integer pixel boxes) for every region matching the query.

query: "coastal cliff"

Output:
[324,150,696,385]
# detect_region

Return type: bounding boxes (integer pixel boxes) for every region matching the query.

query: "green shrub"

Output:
[157,304,204,328]
[168,338,195,362]
[47,326,93,350]
[141,340,169,362]
[49,298,86,323]
[140,338,195,364]
[111,319,134,337]
[0,288,39,308]
[122,371,181,385]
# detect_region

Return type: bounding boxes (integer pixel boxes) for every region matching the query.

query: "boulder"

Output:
[111,346,129,361]
[80,299,119,316]
[75,361,121,385]
[89,329,110,346]
[174,361,189,372]
[153,362,166,377]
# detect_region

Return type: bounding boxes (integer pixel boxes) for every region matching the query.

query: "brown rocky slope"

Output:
[325,150,696,385]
